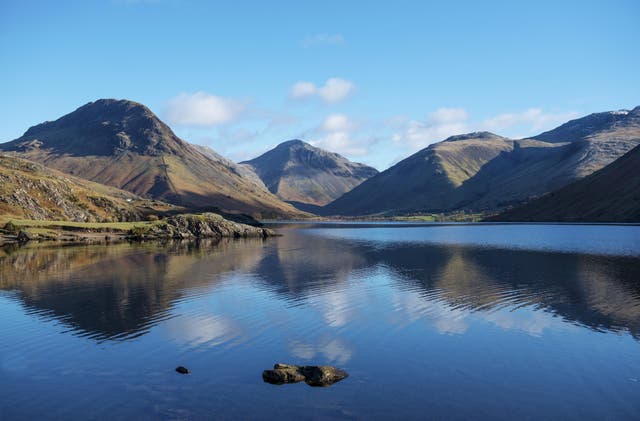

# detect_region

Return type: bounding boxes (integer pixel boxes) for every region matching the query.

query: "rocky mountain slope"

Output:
[240,140,378,210]
[322,132,512,215]
[322,107,640,216]
[487,144,640,222]
[0,99,303,218]
[0,154,145,222]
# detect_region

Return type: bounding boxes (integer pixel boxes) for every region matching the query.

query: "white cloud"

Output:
[318,78,354,103]
[289,77,355,103]
[392,107,470,150]
[309,113,369,156]
[392,107,579,152]
[482,108,579,133]
[290,82,317,99]
[164,91,246,127]
[301,33,345,48]
[430,107,469,124]
[322,113,354,132]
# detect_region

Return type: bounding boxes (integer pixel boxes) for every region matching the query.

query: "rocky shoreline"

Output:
[0,213,275,246]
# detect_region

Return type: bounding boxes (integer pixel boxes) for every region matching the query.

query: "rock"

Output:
[140,213,275,240]
[175,366,190,374]
[262,363,348,387]
[263,363,307,384]
[301,365,349,387]
[16,230,32,243]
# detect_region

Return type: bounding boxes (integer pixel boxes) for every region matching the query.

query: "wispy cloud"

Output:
[392,107,470,150]
[164,91,247,127]
[289,77,355,103]
[392,107,579,151]
[301,33,345,48]
[482,108,579,133]
[308,113,371,156]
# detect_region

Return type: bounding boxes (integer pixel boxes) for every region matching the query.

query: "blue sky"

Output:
[1,0,638,169]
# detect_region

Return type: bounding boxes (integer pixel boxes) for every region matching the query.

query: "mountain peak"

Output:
[444,131,502,142]
[533,107,640,143]
[0,99,303,217]
[13,98,181,156]
[241,140,378,207]
[279,139,308,148]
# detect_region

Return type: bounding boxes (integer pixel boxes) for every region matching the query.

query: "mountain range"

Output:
[240,139,378,212]
[0,99,303,218]
[322,107,640,216]
[1,99,639,222]
[488,144,640,222]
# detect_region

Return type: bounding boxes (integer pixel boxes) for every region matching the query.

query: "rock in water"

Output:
[301,365,349,387]
[262,363,348,387]
[16,230,32,243]
[262,364,306,384]
[175,366,190,374]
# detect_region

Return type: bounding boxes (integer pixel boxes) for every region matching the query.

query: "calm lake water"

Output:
[1,223,640,420]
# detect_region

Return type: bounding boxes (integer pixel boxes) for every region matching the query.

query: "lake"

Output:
[1,223,640,420]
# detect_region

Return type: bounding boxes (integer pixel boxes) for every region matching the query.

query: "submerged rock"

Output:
[175,366,190,374]
[262,363,348,387]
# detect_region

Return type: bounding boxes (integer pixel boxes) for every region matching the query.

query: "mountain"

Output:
[0,99,303,218]
[322,132,515,215]
[322,107,640,216]
[0,154,146,222]
[487,145,640,222]
[240,139,378,210]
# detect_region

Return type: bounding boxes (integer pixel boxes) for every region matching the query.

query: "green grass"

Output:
[393,212,486,222]
[1,218,163,232]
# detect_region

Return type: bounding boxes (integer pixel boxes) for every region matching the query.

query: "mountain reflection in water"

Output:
[1,224,639,341]
[1,223,640,419]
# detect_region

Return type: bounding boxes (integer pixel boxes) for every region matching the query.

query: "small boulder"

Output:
[302,365,349,387]
[17,230,32,243]
[262,363,348,387]
[262,365,306,384]
[175,366,190,374]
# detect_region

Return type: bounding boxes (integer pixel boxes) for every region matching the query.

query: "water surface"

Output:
[1,223,640,419]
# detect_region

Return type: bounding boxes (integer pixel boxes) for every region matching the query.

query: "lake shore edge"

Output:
[0,212,275,246]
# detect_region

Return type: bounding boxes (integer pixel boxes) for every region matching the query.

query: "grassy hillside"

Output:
[323,107,640,217]
[487,145,640,222]
[0,154,154,222]
[0,99,306,218]
[322,132,514,215]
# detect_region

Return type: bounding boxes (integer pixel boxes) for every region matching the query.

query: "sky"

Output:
[1,0,638,170]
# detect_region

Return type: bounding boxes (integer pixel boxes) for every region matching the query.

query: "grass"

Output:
[393,212,486,222]
[1,218,164,232]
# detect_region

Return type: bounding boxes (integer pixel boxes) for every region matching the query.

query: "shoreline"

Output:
[0,213,275,247]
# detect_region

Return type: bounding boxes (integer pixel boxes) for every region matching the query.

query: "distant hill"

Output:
[0,154,147,222]
[0,99,304,218]
[322,132,515,215]
[240,139,378,209]
[322,107,640,216]
[487,145,640,222]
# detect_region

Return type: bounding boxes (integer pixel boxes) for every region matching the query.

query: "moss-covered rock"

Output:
[136,213,274,240]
